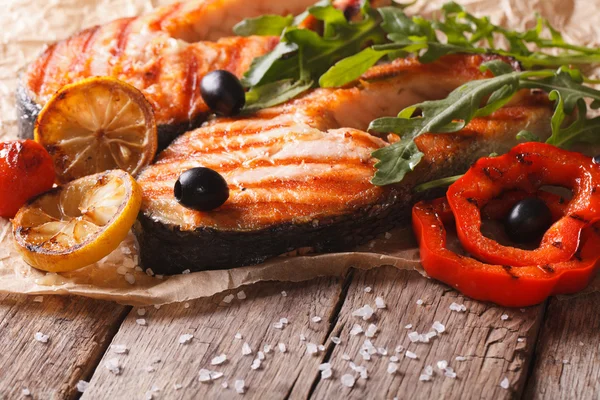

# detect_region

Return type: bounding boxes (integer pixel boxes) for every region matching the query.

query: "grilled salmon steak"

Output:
[17,0,387,150]
[135,54,553,274]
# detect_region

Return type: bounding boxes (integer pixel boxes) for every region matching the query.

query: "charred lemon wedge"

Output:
[34,77,157,183]
[12,170,142,272]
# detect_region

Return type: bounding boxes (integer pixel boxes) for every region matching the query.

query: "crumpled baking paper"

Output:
[0,0,598,305]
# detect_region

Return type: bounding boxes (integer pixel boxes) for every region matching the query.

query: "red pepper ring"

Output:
[412,197,600,307]
[447,142,600,267]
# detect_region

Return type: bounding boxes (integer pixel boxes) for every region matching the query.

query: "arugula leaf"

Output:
[368,61,600,186]
[516,130,541,142]
[233,15,294,37]
[319,47,392,88]
[239,0,385,110]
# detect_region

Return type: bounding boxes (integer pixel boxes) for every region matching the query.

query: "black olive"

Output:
[504,197,552,243]
[200,70,245,116]
[593,155,600,164]
[174,167,229,211]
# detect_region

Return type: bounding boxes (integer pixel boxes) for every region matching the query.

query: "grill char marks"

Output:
[17,0,324,148]
[135,55,554,274]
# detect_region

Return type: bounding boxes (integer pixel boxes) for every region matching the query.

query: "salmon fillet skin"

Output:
[16,0,331,150]
[134,54,553,274]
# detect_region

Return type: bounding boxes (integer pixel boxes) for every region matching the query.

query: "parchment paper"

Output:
[0,0,599,306]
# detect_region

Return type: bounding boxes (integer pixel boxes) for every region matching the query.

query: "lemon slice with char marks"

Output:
[34,77,157,183]
[12,170,142,272]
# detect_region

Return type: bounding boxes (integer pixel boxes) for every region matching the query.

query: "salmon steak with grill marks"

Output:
[134,54,554,274]
[18,0,369,150]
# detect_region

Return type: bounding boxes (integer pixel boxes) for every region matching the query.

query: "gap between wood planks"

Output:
[81,266,547,400]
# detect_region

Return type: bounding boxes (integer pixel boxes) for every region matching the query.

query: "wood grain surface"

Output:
[309,267,544,400]
[82,277,346,400]
[0,294,129,399]
[524,292,600,400]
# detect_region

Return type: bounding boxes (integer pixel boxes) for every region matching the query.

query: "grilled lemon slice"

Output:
[34,77,157,183]
[12,170,142,272]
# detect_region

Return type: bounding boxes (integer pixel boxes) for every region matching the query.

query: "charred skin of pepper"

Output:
[412,195,600,307]
[447,142,600,267]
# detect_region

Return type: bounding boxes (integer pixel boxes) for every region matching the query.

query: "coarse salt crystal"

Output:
[312,316,322,323]
[242,342,252,356]
[300,334,306,341]
[364,286,372,293]
[34,332,48,343]
[390,356,399,362]
[146,366,156,373]
[341,374,355,388]
[184,303,190,309]
[154,305,161,310]
[318,344,325,351]
[455,356,467,361]
[278,343,287,353]
[365,324,378,338]
[444,368,457,379]
[387,362,398,374]
[235,380,245,394]
[76,380,89,393]
[33,296,43,303]
[432,321,445,333]
[136,319,147,326]
[419,374,431,382]
[321,368,332,379]
[395,345,404,353]
[237,290,246,300]
[501,314,509,321]
[350,324,363,336]
[280,317,289,324]
[137,308,146,316]
[222,294,234,304]
[111,344,129,354]
[449,302,467,312]
[404,324,413,329]
[251,358,261,370]
[500,377,510,389]
[378,347,388,355]
[235,333,242,340]
[318,363,332,371]
[342,353,351,360]
[124,273,135,285]
[426,331,437,340]
[258,351,265,360]
[360,350,371,361]
[273,321,284,329]
[437,360,448,370]
[179,334,193,344]
[517,338,525,343]
[416,299,424,306]
[405,350,418,359]
[375,297,386,309]
[145,268,154,276]
[22,388,31,396]
[408,331,420,342]
[181,269,191,274]
[263,345,271,353]
[331,336,341,345]
[352,304,374,321]
[306,342,318,355]
[105,358,121,375]
[221,382,228,388]
[199,369,211,382]
[174,383,183,390]
[281,291,287,297]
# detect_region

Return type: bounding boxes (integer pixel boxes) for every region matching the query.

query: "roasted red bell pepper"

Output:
[412,196,600,307]
[446,142,600,266]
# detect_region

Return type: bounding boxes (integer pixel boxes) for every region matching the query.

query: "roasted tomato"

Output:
[0,140,55,218]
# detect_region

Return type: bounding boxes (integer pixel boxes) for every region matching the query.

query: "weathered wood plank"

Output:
[82,277,345,399]
[307,266,544,400]
[524,292,600,400]
[0,294,129,399]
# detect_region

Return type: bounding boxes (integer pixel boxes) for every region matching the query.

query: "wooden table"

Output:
[1,266,598,399]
